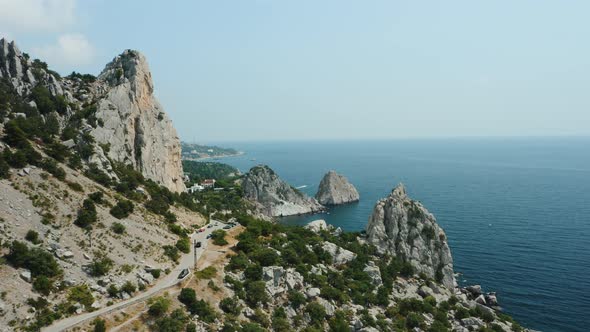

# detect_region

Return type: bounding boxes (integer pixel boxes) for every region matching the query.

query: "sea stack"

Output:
[315,170,360,205]
[366,184,455,289]
[242,165,324,217]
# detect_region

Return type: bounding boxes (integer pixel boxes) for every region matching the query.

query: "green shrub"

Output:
[67,181,83,192]
[179,288,197,304]
[0,154,9,179]
[195,266,217,279]
[175,237,190,253]
[88,257,113,276]
[74,199,97,228]
[241,323,265,332]
[40,158,66,180]
[428,320,448,332]
[110,199,134,219]
[154,308,188,332]
[121,281,137,294]
[32,275,54,295]
[219,297,241,315]
[251,308,270,327]
[251,248,280,266]
[245,281,269,306]
[163,245,180,262]
[25,229,41,244]
[287,290,306,309]
[150,269,161,279]
[93,318,106,332]
[211,229,228,246]
[149,297,171,317]
[305,302,327,327]
[470,305,495,323]
[68,284,94,307]
[89,191,104,204]
[186,322,197,332]
[45,142,70,162]
[5,241,60,278]
[107,284,119,297]
[111,222,126,234]
[454,306,470,319]
[406,312,423,328]
[85,164,112,186]
[244,263,263,281]
[178,288,216,322]
[3,121,30,149]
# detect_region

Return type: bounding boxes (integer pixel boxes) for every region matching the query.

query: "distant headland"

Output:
[181,142,243,160]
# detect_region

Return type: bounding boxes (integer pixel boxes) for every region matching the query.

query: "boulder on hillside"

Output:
[304,219,329,233]
[322,242,356,265]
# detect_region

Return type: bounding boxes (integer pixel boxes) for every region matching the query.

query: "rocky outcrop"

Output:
[242,165,324,217]
[0,39,185,193]
[0,38,62,98]
[304,219,329,233]
[91,50,185,192]
[322,241,357,265]
[315,170,359,205]
[262,266,304,296]
[366,184,455,289]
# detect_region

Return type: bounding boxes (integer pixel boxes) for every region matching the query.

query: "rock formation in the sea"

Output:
[91,50,185,192]
[242,165,324,217]
[366,183,455,289]
[0,38,185,192]
[315,170,360,205]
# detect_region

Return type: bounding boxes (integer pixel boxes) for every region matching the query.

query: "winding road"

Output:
[42,221,229,332]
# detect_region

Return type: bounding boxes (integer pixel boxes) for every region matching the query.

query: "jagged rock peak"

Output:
[315,170,360,205]
[242,165,325,217]
[366,183,455,289]
[0,38,38,95]
[99,50,153,96]
[91,49,185,193]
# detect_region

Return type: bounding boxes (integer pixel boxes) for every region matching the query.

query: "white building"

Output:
[187,184,204,193]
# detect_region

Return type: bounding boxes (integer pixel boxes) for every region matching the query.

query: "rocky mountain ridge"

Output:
[0,38,185,193]
[315,170,360,205]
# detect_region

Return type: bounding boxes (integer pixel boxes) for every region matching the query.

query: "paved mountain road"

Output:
[42,221,230,332]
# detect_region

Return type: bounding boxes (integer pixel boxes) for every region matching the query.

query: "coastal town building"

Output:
[201,179,216,189]
[187,184,204,193]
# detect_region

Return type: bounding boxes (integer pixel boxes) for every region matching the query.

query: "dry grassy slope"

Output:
[76,226,245,332]
[0,155,206,329]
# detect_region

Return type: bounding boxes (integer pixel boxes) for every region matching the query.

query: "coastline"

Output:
[182,151,245,161]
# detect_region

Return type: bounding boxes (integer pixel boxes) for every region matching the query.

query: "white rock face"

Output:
[91,50,185,193]
[262,266,304,296]
[0,39,185,193]
[242,165,324,217]
[19,270,32,283]
[315,170,360,205]
[322,241,357,265]
[304,219,329,233]
[363,261,383,287]
[366,184,455,289]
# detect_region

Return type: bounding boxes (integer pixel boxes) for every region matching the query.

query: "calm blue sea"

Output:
[218,138,590,332]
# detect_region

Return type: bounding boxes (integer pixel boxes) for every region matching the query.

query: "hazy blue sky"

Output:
[2,1,589,142]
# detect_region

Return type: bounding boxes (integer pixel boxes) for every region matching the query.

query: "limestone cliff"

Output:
[242,165,324,217]
[366,184,455,289]
[0,38,185,193]
[91,50,185,192]
[315,170,359,205]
